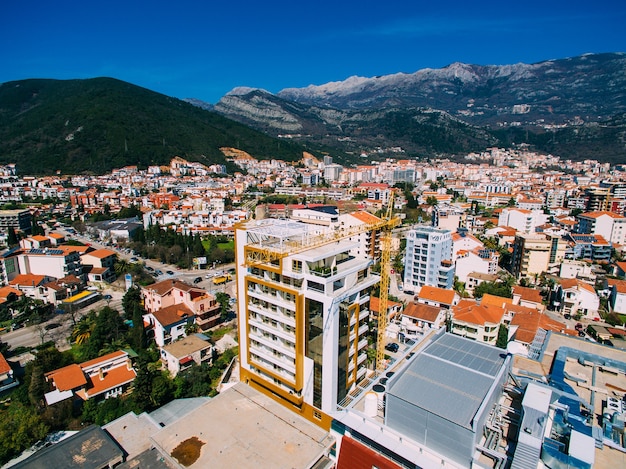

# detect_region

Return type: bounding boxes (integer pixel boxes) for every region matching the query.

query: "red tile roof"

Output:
[510,309,567,344]
[453,303,504,326]
[9,274,48,287]
[80,364,136,400]
[512,286,543,304]
[152,303,194,327]
[418,285,456,305]
[402,302,442,322]
[0,353,11,375]
[82,248,117,259]
[46,364,87,391]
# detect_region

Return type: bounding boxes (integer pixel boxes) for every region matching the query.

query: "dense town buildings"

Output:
[2,147,626,468]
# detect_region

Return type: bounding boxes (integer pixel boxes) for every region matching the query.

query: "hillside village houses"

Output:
[2,147,626,467]
[0,152,623,332]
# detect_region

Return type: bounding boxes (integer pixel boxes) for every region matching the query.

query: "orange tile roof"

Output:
[349,211,382,224]
[82,248,117,259]
[560,278,597,294]
[82,364,136,399]
[579,211,625,219]
[152,303,194,327]
[402,302,442,322]
[9,274,48,287]
[453,303,504,326]
[46,364,87,391]
[0,286,23,300]
[369,297,402,314]
[0,353,11,375]
[481,293,513,308]
[510,309,566,344]
[512,286,544,304]
[607,278,626,294]
[417,285,456,305]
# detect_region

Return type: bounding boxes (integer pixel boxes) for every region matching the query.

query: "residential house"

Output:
[550,278,600,319]
[44,350,136,405]
[400,301,447,338]
[449,300,505,346]
[608,279,626,315]
[565,234,612,263]
[0,285,22,306]
[160,334,213,376]
[369,296,403,322]
[141,278,221,332]
[9,274,54,301]
[454,247,499,284]
[16,246,84,281]
[416,285,459,310]
[81,248,117,283]
[465,272,498,297]
[498,208,549,234]
[508,307,568,350]
[143,303,195,348]
[512,285,545,312]
[0,352,18,392]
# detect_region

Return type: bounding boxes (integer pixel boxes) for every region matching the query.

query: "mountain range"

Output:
[1,53,625,176]
[212,53,626,164]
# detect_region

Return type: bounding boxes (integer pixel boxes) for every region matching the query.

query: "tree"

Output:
[7,227,18,246]
[0,403,49,464]
[496,324,509,349]
[215,292,232,321]
[426,196,438,206]
[474,281,513,299]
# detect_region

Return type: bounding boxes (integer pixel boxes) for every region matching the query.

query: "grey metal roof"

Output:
[149,397,211,427]
[387,333,506,429]
[12,425,123,469]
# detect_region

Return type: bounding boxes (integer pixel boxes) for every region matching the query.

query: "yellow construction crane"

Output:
[376,190,398,371]
[241,192,401,371]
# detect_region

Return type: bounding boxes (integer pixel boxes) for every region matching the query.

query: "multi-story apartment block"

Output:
[235,218,378,429]
[576,211,626,245]
[16,247,83,281]
[0,209,31,236]
[510,233,566,279]
[498,207,549,234]
[403,226,454,293]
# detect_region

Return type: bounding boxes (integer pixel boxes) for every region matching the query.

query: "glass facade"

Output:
[306,298,324,408]
[336,302,350,404]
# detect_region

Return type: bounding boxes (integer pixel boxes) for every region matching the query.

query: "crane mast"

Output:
[376,191,397,371]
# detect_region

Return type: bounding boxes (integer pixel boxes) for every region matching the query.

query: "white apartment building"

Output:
[576,211,626,245]
[17,247,83,281]
[235,219,378,429]
[498,208,549,234]
[455,247,499,283]
[403,226,454,293]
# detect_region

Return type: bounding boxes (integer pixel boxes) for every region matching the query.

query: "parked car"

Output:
[103,294,112,300]
[193,277,202,284]
[385,343,399,353]
[166,270,174,276]
[155,270,163,276]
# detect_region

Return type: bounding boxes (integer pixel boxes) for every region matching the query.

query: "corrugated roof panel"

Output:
[387,333,506,429]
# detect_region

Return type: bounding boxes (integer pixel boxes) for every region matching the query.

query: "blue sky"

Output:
[2,0,625,104]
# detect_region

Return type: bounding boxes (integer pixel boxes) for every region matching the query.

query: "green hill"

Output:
[0,78,307,175]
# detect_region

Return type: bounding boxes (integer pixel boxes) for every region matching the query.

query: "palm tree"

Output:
[72,320,92,345]
[114,258,130,276]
